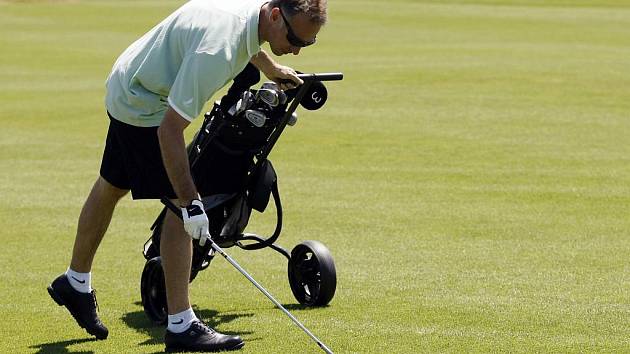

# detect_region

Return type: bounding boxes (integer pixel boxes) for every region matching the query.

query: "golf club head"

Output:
[244,109,267,127]
[287,112,298,126]
[227,103,238,116]
[261,81,288,105]
[235,91,255,115]
[278,90,288,105]
[256,88,280,107]
[261,81,279,90]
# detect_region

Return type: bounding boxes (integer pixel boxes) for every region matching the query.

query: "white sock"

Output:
[167,308,198,333]
[66,268,92,294]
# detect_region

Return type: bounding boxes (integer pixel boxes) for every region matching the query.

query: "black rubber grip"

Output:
[297,73,343,82]
[280,73,344,85]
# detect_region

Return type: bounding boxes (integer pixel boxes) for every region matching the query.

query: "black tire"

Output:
[140,257,168,325]
[288,240,336,306]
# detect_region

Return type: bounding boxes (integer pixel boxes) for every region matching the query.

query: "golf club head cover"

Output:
[300,80,328,110]
[181,199,210,246]
[284,77,328,110]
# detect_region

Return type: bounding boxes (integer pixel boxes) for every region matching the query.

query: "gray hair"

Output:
[269,0,328,25]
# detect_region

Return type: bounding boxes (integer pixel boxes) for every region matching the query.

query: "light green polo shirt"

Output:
[105,0,265,127]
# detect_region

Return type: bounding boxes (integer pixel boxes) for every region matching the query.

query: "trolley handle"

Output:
[280,73,343,85]
[296,73,343,82]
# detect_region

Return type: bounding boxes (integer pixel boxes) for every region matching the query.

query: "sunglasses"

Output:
[279,9,316,48]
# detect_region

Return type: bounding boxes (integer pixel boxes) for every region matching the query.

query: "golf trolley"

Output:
[140,64,343,332]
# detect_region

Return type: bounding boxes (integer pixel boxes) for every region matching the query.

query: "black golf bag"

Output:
[140,64,339,325]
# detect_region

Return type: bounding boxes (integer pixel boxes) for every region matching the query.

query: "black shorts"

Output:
[100,113,176,200]
[100,113,252,200]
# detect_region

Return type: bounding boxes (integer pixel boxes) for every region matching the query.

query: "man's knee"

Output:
[163,204,184,229]
[162,204,190,237]
[96,176,129,201]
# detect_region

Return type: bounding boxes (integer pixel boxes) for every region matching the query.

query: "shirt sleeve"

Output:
[168,51,232,121]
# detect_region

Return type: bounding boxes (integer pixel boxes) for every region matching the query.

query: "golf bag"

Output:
[140,64,339,325]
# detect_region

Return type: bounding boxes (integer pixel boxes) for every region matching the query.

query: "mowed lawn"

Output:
[1,0,629,353]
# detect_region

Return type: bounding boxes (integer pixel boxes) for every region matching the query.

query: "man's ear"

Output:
[269,7,281,23]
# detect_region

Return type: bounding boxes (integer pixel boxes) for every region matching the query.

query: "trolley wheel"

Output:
[288,240,336,306]
[140,256,168,325]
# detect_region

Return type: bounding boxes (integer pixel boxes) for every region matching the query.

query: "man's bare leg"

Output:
[48,176,127,340]
[160,205,244,351]
[70,176,129,272]
[160,207,193,314]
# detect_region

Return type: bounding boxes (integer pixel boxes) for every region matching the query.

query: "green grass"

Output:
[1,0,630,352]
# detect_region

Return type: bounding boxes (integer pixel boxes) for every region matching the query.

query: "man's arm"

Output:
[250,50,303,90]
[158,106,210,246]
[157,106,198,206]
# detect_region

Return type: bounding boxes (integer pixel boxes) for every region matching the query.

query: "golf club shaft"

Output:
[160,198,333,354]
[209,241,334,354]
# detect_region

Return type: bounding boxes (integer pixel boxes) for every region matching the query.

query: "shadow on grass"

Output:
[29,338,97,354]
[281,303,330,311]
[122,301,257,349]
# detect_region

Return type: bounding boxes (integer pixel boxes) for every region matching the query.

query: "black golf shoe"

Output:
[47,274,109,340]
[164,320,244,352]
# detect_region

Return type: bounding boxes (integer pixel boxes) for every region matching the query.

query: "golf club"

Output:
[288,112,298,126]
[261,82,288,105]
[244,109,267,127]
[160,197,335,354]
[256,88,280,107]
[229,90,255,116]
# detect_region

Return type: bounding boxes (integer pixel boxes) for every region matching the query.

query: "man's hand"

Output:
[181,199,210,246]
[268,64,304,91]
[250,50,304,90]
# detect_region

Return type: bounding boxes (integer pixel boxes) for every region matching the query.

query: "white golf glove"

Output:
[181,199,210,246]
